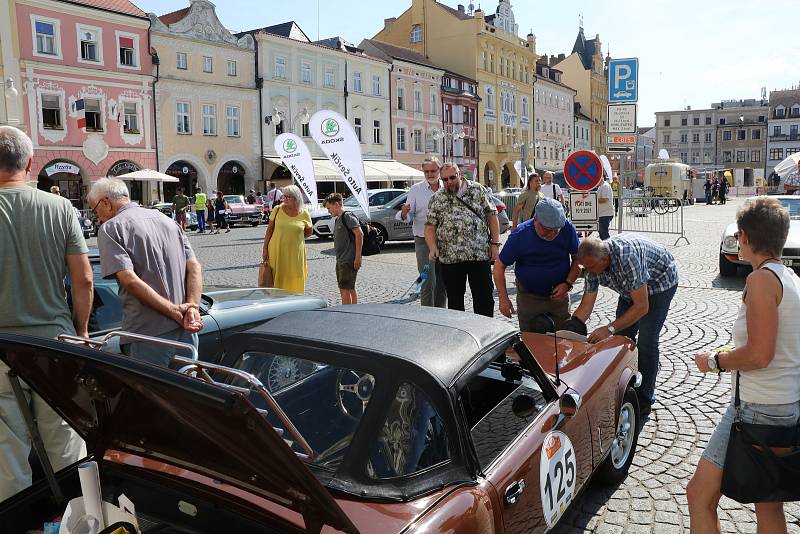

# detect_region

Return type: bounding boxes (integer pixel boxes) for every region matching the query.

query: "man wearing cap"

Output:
[572,235,678,417]
[494,197,581,331]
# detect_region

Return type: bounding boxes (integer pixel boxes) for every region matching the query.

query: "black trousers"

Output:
[440,260,494,318]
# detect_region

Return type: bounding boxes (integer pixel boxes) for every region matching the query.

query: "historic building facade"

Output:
[440,69,480,180]
[533,58,575,172]
[15,0,156,207]
[373,0,536,190]
[767,88,800,181]
[150,0,258,198]
[1,0,23,128]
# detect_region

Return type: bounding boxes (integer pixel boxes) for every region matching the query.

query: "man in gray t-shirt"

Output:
[325,193,363,305]
[0,126,93,502]
[90,178,203,367]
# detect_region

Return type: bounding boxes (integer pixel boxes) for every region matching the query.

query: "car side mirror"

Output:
[559,393,582,418]
[512,394,539,418]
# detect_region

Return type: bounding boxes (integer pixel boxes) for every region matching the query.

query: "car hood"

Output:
[0,335,357,533]
[227,204,259,213]
[204,287,326,311]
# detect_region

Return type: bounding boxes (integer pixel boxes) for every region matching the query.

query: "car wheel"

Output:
[719,253,738,277]
[596,387,639,485]
[251,222,259,227]
[372,224,388,246]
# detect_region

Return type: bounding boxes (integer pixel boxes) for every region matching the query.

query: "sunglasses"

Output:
[443,175,460,182]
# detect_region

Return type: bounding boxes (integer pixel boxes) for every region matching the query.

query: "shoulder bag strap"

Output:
[454,193,484,221]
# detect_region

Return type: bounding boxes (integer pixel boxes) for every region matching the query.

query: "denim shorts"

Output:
[702,400,800,468]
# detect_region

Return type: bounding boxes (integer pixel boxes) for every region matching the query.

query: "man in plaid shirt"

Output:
[572,235,678,417]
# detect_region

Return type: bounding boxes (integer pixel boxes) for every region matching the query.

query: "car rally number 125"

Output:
[539,431,577,529]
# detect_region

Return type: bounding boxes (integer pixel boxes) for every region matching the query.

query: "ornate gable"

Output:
[149,0,254,49]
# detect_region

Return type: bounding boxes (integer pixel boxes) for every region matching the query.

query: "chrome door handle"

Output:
[504,479,526,506]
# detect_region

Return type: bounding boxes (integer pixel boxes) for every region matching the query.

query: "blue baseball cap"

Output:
[535,197,566,229]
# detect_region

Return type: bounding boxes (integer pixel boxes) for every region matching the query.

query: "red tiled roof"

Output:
[67,0,147,18]
[158,6,189,25]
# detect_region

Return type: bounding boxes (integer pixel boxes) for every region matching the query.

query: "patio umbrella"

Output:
[774,152,800,177]
[116,168,180,182]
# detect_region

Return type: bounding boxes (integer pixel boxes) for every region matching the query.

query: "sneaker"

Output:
[225,229,231,233]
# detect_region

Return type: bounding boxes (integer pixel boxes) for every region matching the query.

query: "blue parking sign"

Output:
[608,58,638,103]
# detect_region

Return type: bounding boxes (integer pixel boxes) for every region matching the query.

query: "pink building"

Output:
[16,0,155,208]
[359,39,444,176]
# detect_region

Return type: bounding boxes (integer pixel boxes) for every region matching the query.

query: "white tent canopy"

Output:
[115,168,180,183]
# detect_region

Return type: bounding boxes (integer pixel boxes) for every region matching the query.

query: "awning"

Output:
[263,157,423,183]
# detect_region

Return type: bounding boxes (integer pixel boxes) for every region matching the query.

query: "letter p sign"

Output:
[608,58,638,103]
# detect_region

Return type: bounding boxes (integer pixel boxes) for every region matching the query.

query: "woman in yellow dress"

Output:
[262,185,312,293]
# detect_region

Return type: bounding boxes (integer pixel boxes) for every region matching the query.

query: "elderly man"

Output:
[572,235,678,416]
[0,126,93,501]
[425,163,499,317]
[89,178,203,367]
[397,156,446,307]
[494,198,580,331]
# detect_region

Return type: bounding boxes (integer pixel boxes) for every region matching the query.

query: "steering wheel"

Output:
[336,370,375,420]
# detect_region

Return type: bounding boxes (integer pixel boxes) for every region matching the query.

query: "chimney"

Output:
[558,53,566,61]
[458,4,465,12]
[384,17,396,29]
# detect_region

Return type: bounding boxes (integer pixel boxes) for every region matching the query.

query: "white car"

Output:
[719,196,800,276]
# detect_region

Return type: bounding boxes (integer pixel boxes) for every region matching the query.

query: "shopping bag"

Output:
[258,262,273,287]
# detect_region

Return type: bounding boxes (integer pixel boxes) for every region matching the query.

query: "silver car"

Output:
[311,189,411,244]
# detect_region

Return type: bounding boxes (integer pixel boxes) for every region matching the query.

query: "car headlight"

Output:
[723,235,738,249]
[83,219,93,228]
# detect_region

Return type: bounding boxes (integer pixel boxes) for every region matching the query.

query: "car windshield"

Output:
[230,351,374,471]
[779,198,800,218]
[343,196,360,207]
[224,196,244,204]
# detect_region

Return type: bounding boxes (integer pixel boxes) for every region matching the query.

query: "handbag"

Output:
[720,371,800,503]
[258,261,273,288]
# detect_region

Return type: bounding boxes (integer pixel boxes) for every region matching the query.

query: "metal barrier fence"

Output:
[618,189,689,246]
[495,191,520,216]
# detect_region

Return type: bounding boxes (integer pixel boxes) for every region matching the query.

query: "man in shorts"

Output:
[172,187,190,231]
[325,193,363,304]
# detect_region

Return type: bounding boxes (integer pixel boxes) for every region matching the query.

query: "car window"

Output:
[779,198,800,218]
[343,196,360,207]
[66,262,123,334]
[460,360,547,469]
[229,351,374,471]
[367,381,449,479]
[370,193,389,206]
[225,196,243,204]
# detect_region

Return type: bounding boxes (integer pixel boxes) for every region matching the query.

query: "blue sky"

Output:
[136,0,800,126]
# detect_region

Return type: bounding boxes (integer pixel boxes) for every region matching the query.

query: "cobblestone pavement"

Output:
[87,196,797,532]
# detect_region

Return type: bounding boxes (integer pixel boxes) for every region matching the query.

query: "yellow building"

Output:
[373,0,536,189]
[149,1,259,199]
[553,27,609,155]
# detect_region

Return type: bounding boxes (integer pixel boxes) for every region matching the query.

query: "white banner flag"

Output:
[274,133,318,206]
[309,110,370,219]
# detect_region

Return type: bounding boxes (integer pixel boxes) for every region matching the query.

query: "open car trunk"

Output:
[0,334,359,534]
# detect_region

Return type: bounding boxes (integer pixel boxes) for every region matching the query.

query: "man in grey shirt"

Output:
[89,178,203,367]
[0,126,93,501]
[325,193,363,305]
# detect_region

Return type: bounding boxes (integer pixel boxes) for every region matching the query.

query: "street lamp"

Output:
[431,126,465,162]
[265,107,310,133]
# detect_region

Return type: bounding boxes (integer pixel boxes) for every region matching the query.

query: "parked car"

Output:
[152,202,199,231]
[491,195,511,234]
[311,189,409,243]
[719,195,800,276]
[73,207,95,239]
[223,195,261,227]
[64,251,326,362]
[1,304,640,533]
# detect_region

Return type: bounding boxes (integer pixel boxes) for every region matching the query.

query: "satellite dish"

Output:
[658,149,670,160]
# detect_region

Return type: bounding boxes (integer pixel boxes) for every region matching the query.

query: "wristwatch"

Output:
[707,352,720,373]
[491,241,501,246]
[607,324,616,334]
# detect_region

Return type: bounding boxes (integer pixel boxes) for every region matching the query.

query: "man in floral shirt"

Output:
[425,163,500,317]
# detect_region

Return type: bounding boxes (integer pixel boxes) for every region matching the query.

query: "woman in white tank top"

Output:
[688,196,800,532]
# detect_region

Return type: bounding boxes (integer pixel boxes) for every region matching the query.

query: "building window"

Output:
[705,117,712,125]
[774,125,782,136]
[693,152,700,163]
[723,131,732,141]
[301,123,310,137]
[792,125,799,137]
[681,118,687,126]
[275,120,284,135]
[123,102,138,133]
[324,67,335,88]
[226,106,240,137]
[737,129,746,141]
[692,133,700,143]
[202,56,213,73]
[396,127,407,151]
[41,94,62,129]
[679,152,688,162]
[751,150,760,162]
[373,120,381,144]
[274,57,286,78]
[719,118,726,125]
[430,93,437,115]
[775,106,786,119]
[414,89,422,113]
[722,151,732,163]
[202,104,216,135]
[176,52,187,70]
[680,133,688,143]
[301,62,311,84]
[410,25,422,43]
[352,72,362,93]
[664,118,670,127]
[78,28,99,62]
[372,75,381,96]
[118,35,136,67]
[354,117,362,142]
[84,98,102,131]
[704,152,712,164]
[792,105,800,117]
[413,128,423,152]
[693,117,699,126]
[705,132,712,143]
[176,102,191,134]
[35,20,57,56]
[751,129,761,140]
[227,60,237,76]
[770,148,784,160]
[397,87,405,110]
[736,150,746,163]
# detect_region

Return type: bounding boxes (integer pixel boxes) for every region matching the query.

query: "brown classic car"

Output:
[0,304,640,533]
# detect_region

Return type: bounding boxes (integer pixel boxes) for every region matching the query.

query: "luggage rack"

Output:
[56,331,314,461]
